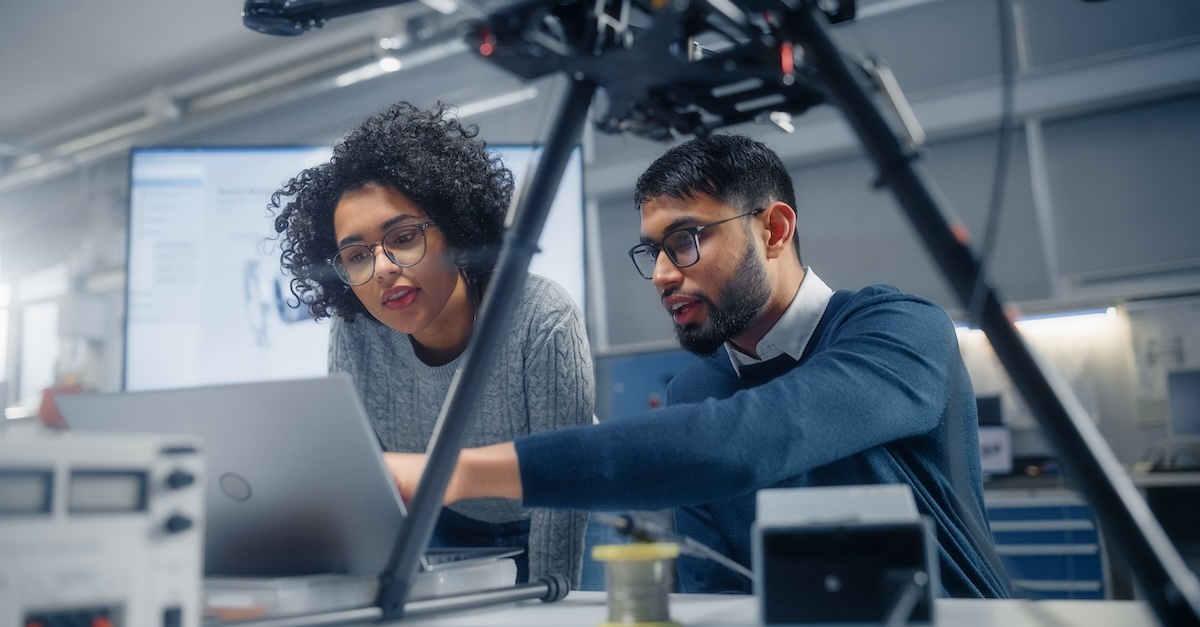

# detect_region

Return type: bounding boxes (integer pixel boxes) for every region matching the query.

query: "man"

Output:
[387,134,1010,598]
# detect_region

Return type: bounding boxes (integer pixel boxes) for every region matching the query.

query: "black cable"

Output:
[593,512,755,582]
[967,0,1018,327]
[967,0,1023,596]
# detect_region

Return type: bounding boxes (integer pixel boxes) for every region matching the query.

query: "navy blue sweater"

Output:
[516,285,1009,598]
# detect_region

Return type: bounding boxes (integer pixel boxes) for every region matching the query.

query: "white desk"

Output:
[393,591,1155,626]
[1129,470,1200,489]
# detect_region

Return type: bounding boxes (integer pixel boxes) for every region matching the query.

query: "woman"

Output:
[269,102,593,586]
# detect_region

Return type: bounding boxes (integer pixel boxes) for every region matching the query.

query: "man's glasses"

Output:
[627,208,763,279]
[330,221,436,286]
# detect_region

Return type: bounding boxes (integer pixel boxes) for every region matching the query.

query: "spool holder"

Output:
[592,542,681,627]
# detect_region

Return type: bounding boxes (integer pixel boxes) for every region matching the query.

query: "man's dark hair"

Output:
[269,102,513,322]
[634,134,800,261]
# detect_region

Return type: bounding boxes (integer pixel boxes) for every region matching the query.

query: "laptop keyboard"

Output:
[422,547,523,567]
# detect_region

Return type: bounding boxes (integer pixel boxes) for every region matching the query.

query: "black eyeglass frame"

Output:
[329,220,437,286]
[627,208,764,279]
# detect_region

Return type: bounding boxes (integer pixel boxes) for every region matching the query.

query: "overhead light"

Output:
[1011,308,1116,336]
[332,37,468,89]
[454,86,540,119]
[378,56,403,72]
[0,159,73,193]
[419,0,458,15]
[334,56,403,87]
[14,153,43,168]
[955,307,1118,340]
[0,35,470,194]
[857,0,941,19]
[52,116,158,157]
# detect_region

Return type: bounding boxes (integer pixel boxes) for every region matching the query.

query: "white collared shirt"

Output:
[727,267,834,378]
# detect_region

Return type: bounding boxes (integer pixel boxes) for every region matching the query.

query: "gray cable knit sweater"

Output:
[327,273,593,587]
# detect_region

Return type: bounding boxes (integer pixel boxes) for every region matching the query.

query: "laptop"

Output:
[57,375,519,605]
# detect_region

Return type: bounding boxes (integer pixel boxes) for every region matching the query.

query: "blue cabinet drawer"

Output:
[1012,581,1105,600]
[987,505,1094,522]
[992,528,1099,545]
[984,491,1106,600]
[997,551,1103,582]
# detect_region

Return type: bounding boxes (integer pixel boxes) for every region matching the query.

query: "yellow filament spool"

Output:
[591,542,682,627]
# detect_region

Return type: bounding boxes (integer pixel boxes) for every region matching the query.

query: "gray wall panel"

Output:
[1020,0,1200,69]
[1042,95,1200,279]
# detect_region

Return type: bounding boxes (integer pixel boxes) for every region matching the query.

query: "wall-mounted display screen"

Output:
[125,145,585,392]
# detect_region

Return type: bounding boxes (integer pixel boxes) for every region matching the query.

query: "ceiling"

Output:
[4,0,1200,183]
[0,0,501,172]
[3,0,1200,231]
[0,1,404,143]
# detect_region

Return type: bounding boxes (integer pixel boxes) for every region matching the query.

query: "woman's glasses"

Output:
[330,221,436,286]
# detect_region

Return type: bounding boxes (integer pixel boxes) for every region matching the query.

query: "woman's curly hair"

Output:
[269,102,513,322]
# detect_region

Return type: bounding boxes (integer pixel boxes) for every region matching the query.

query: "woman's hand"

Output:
[383,452,429,503]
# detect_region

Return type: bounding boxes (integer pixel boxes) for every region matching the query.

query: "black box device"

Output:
[753,486,937,626]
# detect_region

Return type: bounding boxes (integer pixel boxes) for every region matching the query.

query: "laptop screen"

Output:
[59,375,406,577]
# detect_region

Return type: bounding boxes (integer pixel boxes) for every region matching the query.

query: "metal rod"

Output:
[374,77,598,621]
[218,576,568,626]
[403,574,570,618]
[214,607,383,627]
[790,3,1200,626]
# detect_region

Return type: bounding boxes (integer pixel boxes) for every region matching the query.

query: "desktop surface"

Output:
[388,591,1154,626]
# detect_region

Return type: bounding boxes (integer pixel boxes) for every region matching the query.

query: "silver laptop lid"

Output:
[58,374,406,578]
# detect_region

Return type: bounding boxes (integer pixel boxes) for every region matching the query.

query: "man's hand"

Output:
[383,443,524,505]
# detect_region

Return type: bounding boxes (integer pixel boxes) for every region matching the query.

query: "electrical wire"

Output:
[593,512,756,582]
[967,0,1018,327]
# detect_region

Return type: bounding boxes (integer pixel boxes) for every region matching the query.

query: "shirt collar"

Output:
[727,267,834,377]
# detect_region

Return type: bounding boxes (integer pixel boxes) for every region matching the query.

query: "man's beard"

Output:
[673,245,770,356]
